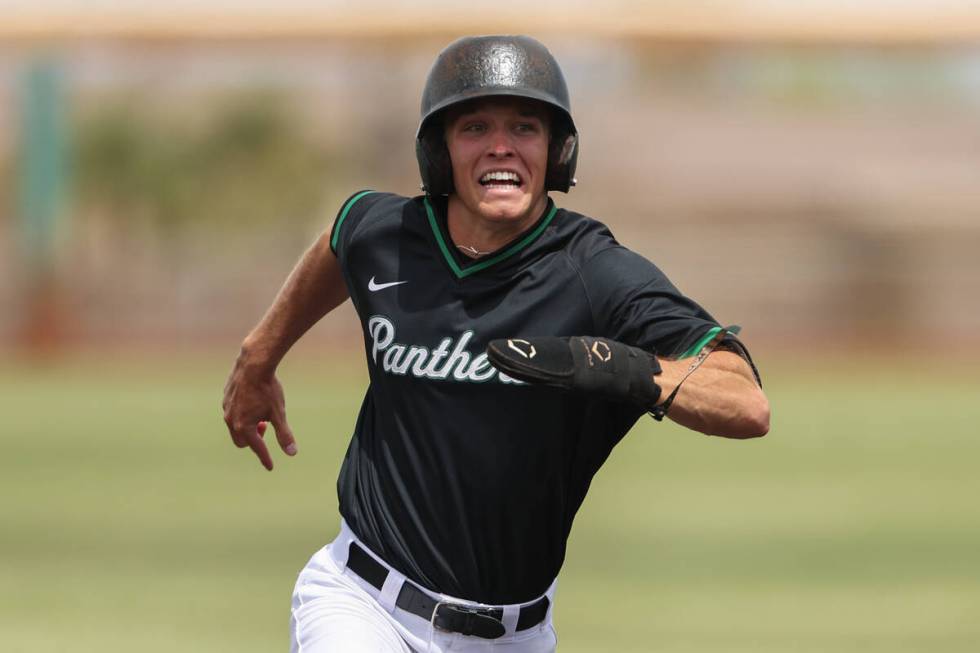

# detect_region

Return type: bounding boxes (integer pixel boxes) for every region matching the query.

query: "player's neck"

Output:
[446,195,548,258]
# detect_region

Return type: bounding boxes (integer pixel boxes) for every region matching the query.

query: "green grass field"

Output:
[2,352,978,652]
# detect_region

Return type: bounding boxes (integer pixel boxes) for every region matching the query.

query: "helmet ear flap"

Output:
[545,121,579,193]
[416,120,454,195]
[556,132,577,166]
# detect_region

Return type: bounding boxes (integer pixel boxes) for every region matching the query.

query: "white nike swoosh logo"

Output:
[368,277,409,292]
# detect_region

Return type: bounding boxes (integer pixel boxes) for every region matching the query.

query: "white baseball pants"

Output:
[290,521,558,653]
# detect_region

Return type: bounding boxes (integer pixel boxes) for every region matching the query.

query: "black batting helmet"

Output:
[416,35,579,196]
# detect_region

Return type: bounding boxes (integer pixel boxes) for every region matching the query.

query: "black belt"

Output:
[346,541,549,640]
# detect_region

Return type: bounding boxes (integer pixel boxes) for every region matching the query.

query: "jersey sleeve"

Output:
[579,246,760,383]
[328,190,380,264]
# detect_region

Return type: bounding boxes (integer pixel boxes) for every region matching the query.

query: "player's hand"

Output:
[486,336,663,408]
[222,353,297,471]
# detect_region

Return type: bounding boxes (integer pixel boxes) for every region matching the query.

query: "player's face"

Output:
[444,97,550,227]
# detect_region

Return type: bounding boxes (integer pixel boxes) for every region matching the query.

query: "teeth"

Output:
[480,171,521,184]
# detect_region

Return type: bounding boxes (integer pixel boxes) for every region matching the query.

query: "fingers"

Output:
[223,412,275,469]
[244,422,274,471]
[225,417,293,470]
[270,411,298,457]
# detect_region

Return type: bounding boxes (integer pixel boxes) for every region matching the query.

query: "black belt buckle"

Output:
[433,603,506,639]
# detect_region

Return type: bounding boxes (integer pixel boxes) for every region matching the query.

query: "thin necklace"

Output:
[456,244,493,258]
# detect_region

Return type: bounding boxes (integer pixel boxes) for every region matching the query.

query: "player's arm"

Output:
[486,336,769,440]
[653,350,769,438]
[222,225,349,470]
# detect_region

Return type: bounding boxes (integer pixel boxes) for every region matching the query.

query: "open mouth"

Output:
[479,170,523,190]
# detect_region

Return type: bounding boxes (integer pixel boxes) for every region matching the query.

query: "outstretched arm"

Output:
[486,336,769,440]
[222,226,349,470]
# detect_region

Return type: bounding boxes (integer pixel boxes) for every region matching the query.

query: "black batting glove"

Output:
[486,336,662,409]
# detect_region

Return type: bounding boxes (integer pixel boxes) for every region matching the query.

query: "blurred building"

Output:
[1,2,979,352]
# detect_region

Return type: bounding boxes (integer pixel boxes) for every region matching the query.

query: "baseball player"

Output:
[222,35,769,653]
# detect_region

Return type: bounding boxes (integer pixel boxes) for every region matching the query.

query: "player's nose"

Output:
[486,125,515,157]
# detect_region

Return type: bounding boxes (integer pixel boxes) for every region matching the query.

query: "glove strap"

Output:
[650,326,738,422]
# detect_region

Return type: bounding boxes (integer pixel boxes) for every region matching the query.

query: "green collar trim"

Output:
[423,197,559,279]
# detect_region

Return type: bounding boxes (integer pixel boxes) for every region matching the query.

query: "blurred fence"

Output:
[2,36,979,352]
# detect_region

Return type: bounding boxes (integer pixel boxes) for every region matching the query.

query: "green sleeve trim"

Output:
[423,196,558,279]
[677,325,742,359]
[330,190,377,252]
[678,326,723,359]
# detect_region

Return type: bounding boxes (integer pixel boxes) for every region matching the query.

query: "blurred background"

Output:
[2,1,979,651]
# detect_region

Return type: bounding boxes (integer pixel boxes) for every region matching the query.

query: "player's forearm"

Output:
[655,351,770,439]
[239,230,349,375]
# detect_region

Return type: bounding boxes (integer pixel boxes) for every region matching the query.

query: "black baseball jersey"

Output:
[329,190,756,604]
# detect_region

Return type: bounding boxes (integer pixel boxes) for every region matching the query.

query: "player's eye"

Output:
[514,121,541,134]
[461,121,487,134]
